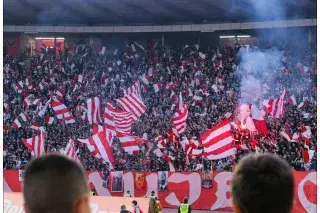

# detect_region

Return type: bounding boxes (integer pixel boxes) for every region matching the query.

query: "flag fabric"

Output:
[163,155,176,171]
[200,118,236,160]
[86,97,103,124]
[20,113,27,122]
[140,73,152,85]
[104,103,133,133]
[301,126,311,146]
[23,97,32,108]
[251,105,268,135]
[280,130,292,141]
[45,116,54,125]
[63,139,81,164]
[172,94,188,134]
[153,83,161,93]
[22,131,45,156]
[170,91,176,102]
[269,90,286,118]
[33,99,41,106]
[15,81,23,93]
[55,88,65,98]
[117,93,147,121]
[190,149,203,158]
[116,132,140,155]
[155,136,167,149]
[78,131,115,169]
[124,81,142,99]
[134,172,147,192]
[288,95,297,105]
[92,124,104,134]
[50,99,75,124]
[12,118,22,129]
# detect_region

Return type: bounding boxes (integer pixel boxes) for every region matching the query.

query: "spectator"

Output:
[231,153,294,213]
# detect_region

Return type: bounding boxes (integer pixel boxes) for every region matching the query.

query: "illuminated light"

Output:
[237,35,251,38]
[35,37,65,40]
[219,35,235,38]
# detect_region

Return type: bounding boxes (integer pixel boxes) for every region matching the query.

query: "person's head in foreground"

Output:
[231,153,294,213]
[23,154,90,213]
[183,197,188,204]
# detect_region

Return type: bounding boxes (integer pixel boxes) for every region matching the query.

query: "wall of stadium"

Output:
[4,170,316,213]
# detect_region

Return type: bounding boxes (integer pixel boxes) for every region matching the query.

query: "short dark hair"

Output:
[151,191,155,194]
[121,205,126,210]
[132,200,138,206]
[231,154,294,213]
[183,197,188,203]
[23,154,89,213]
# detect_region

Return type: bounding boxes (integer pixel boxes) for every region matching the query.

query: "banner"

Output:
[4,192,149,213]
[4,171,316,213]
[135,172,146,191]
[111,171,123,192]
[158,171,168,192]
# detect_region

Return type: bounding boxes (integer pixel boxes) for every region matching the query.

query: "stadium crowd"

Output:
[3,37,317,172]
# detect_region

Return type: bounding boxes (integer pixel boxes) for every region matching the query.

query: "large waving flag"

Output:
[86,97,103,124]
[78,131,115,169]
[22,131,45,157]
[62,139,81,164]
[172,93,188,134]
[200,118,236,160]
[104,103,133,134]
[124,81,141,99]
[116,132,140,155]
[117,93,146,120]
[50,98,75,124]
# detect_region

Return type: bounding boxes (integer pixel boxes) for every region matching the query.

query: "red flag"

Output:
[134,172,146,191]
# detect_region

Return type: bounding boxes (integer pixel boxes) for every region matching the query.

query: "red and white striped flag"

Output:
[163,155,176,171]
[280,130,292,141]
[172,93,188,134]
[15,81,23,93]
[192,95,203,106]
[78,131,115,169]
[45,116,54,125]
[189,149,203,158]
[153,83,161,93]
[86,97,103,124]
[251,105,268,135]
[23,97,32,108]
[155,136,167,149]
[117,93,146,121]
[22,131,45,156]
[301,126,311,147]
[140,73,152,85]
[55,88,65,98]
[104,103,133,133]
[288,95,297,105]
[20,113,27,122]
[50,99,75,124]
[116,132,140,155]
[124,81,142,99]
[12,118,22,129]
[268,90,286,118]
[62,139,81,164]
[200,118,236,160]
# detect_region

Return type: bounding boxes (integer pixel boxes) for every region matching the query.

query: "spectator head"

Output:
[231,153,294,213]
[23,154,89,213]
[127,190,130,194]
[132,200,138,207]
[183,197,188,204]
[121,205,126,210]
[151,191,155,195]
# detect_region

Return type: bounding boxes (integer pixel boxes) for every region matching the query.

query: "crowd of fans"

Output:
[3,37,317,172]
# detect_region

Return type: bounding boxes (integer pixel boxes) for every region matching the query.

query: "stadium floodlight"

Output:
[237,35,251,38]
[35,37,65,40]
[220,36,236,38]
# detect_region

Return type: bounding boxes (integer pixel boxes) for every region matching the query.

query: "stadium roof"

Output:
[4,0,317,26]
